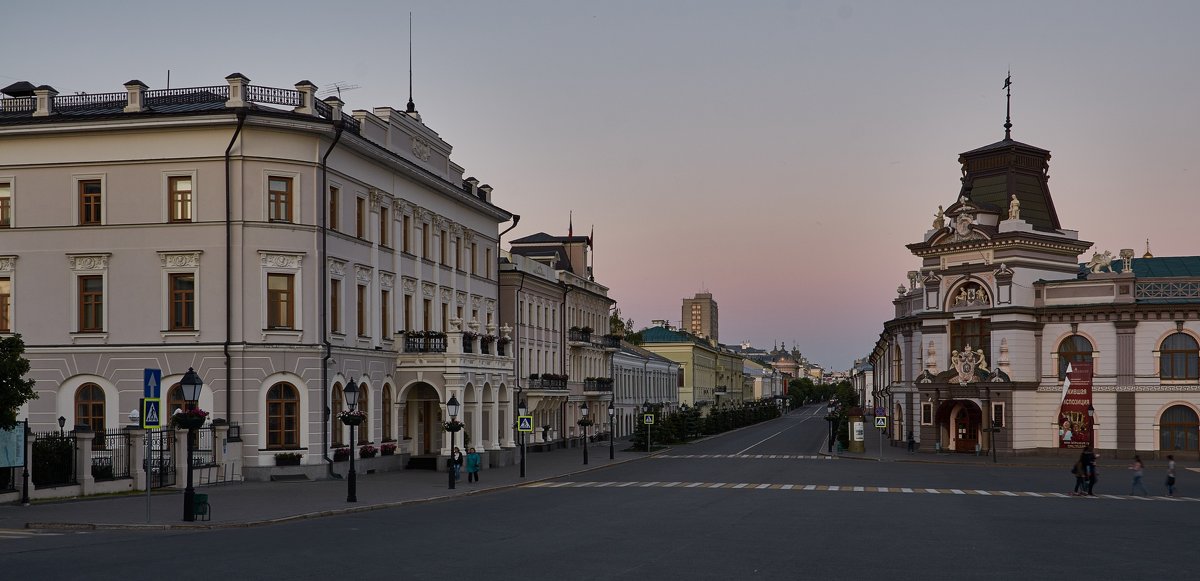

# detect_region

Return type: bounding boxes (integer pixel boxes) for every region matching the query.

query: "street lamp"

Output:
[179,367,202,522]
[447,394,461,490]
[518,399,528,478]
[57,415,65,437]
[643,399,652,453]
[344,378,360,503]
[580,402,590,465]
[1087,403,1097,448]
[608,400,615,460]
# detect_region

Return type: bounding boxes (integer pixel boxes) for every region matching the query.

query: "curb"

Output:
[25,452,660,531]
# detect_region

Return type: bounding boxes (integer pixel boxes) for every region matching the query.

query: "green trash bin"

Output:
[193,493,210,521]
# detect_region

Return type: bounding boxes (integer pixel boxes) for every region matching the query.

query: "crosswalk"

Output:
[523,480,1197,502]
[655,454,832,461]
[0,528,72,541]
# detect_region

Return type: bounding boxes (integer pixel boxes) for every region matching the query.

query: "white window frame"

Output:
[328,258,347,337]
[73,173,107,226]
[259,251,304,338]
[991,401,1005,428]
[0,176,15,228]
[921,402,934,426]
[161,170,198,223]
[0,255,16,334]
[380,271,395,343]
[262,170,301,223]
[68,253,111,341]
[158,251,202,338]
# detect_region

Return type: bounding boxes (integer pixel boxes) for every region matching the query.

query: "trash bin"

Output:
[193,493,210,521]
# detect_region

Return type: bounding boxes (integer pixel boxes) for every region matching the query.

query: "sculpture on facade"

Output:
[1008,194,1020,220]
[932,205,945,230]
[1085,250,1115,273]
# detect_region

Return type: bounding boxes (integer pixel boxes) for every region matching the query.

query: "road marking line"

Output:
[901,487,914,493]
[828,485,840,492]
[757,484,772,490]
[641,482,659,487]
[687,482,702,488]
[926,488,940,494]
[853,486,865,492]
[804,485,817,491]
[1026,492,1042,497]
[709,483,725,488]
[877,487,891,493]
[976,490,991,496]
[617,481,636,487]
[951,489,965,495]
[782,484,794,490]
[1000,491,1017,496]
[1101,495,1123,500]
[663,482,681,487]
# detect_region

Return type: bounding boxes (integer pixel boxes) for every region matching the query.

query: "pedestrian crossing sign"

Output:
[875,416,887,429]
[643,414,655,425]
[142,398,161,429]
[518,416,534,433]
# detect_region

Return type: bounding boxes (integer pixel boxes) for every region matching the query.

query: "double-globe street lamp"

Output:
[178,367,203,522]
[580,402,590,465]
[343,378,360,503]
[447,394,461,490]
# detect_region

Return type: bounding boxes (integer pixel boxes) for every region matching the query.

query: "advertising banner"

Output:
[1058,362,1094,448]
[0,421,26,468]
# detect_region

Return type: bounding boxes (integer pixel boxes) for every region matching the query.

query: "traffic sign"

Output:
[874,406,885,417]
[643,413,655,425]
[874,416,887,429]
[144,368,162,399]
[142,398,162,429]
[517,416,534,433]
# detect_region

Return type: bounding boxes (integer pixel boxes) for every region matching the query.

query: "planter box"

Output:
[275,456,301,466]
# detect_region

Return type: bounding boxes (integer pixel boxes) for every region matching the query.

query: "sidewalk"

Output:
[0,443,647,531]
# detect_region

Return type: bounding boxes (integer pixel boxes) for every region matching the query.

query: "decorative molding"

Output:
[396,200,413,216]
[158,251,201,269]
[67,253,111,272]
[457,291,468,306]
[433,216,448,230]
[471,295,482,309]
[486,299,496,313]
[440,288,451,302]
[422,282,435,298]
[380,272,395,290]
[1038,384,1200,393]
[0,256,17,272]
[412,137,432,161]
[369,189,384,207]
[259,252,303,270]
[328,258,347,277]
[355,265,373,285]
[463,231,476,243]
[402,277,417,293]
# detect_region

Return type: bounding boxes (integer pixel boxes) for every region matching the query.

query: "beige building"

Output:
[641,324,719,410]
[682,292,718,341]
[1,73,515,480]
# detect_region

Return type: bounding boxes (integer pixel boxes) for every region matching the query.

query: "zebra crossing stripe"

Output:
[853,486,865,492]
[901,487,913,493]
[877,487,891,493]
[1000,491,1017,496]
[804,485,817,491]
[926,488,940,494]
[828,486,840,492]
[951,489,965,495]
[782,484,794,490]
[976,490,991,496]
[686,482,702,488]
[757,484,772,490]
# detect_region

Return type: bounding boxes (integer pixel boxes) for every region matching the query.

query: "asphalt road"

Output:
[3,406,1194,580]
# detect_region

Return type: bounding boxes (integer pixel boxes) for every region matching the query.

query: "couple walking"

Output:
[1071,446,1098,496]
[449,447,483,483]
[1130,454,1178,497]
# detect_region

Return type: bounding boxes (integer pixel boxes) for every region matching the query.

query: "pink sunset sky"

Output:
[6,0,1198,370]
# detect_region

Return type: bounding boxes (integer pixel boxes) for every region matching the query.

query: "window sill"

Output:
[261,329,303,341]
[161,330,201,341]
[71,332,108,344]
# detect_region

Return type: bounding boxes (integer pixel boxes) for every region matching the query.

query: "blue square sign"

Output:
[144,368,162,399]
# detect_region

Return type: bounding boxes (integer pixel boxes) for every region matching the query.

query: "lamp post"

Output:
[643,399,652,453]
[1087,403,1096,449]
[179,367,202,522]
[580,402,590,465]
[518,399,527,478]
[344,378,359,503]
[608,399,615,460]
[57,415,65,437]
[447,394,460,490]
[826,403,834,454]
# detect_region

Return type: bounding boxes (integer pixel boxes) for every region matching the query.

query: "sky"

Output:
[5,0,1199,371]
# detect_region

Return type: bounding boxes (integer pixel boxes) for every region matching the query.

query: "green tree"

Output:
[0,334,37,430]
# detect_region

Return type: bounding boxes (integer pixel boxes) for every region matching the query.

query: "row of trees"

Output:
[628,399,783,450]
[788,377,860,448]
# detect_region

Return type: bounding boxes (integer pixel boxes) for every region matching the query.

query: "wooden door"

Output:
[955,408,978,452]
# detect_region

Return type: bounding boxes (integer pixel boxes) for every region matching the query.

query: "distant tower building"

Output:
[682,292,718,341]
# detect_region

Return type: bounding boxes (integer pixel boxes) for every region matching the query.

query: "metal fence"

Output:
[0,467,14,492]
[31,432,77,487]
[91,429,131,481]
[148,429,176,489]
[193,427,217,468]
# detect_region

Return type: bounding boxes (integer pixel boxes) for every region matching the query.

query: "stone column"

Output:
[470,398,483,452]
[224,73,250,108]
[174,429,189,489]
[294,80,317,115]
[213,423,230,472]
[493,395,506,449]
[123,80,147,113]
[74,428,95,495]
[128,428,148,491]
[323,96,344,122]
[32,85,57,117]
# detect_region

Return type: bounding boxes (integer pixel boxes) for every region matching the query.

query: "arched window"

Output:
[266,383,299,449]
[331,383,344,446]
[75,383,106,434]
[167,384,185,415]
[1160,333,1200,380]
[1159,405,1199,451]
[1058,335,1094,380]
[382,386,393,441]
[891,344,902,383]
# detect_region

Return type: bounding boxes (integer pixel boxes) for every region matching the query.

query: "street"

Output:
[2,406,1194,580]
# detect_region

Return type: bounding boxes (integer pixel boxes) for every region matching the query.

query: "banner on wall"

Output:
[1058,361,1094,449]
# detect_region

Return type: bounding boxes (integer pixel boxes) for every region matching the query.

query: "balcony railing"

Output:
[530,377,568,390]
[569,329,592,343]
[594,335,621,349]
[403,334,447,353]
[584,378,614,392]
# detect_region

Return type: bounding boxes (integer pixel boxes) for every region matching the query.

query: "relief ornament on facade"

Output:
[951,344,988,384]
[1085,250,1115,274]
[412,137,431,162]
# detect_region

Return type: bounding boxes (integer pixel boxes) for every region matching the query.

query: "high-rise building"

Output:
[682,292,718,341]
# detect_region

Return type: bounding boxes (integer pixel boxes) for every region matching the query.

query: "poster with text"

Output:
[0,421,26,468]
[1058,361,1094,449]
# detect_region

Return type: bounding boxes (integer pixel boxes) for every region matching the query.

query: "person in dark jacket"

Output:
[1081,446,1098,496]
[466,447,482,483]
[450,447,464,481]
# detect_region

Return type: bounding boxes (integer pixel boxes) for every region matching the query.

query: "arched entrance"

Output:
[403,382,442,456]
[1159,405,1199,451]
[936,400,983,453]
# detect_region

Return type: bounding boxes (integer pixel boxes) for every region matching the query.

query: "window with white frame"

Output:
[260,252,304,332]
[69,254,109,334]
[0,180,11,228]
[74,175,106,226]
[158,251,201,333]
[164,173,196,223]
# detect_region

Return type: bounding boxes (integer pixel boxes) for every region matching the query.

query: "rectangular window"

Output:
[78,275,104,332]
[441,230,448,266]
[470,243,477,274]
[381,290,391,338]
[402,215,411,253]
[0,182,11,228]
[266,273,294,329]
[168,176,192,222]
[329,186,340,232]
[422,225,430,258]
[79,180,102,225]
[404,294,413,331]
[268,177,292,222]
[0,277,10,332]
[950,319,990,363]
[357,284,367,337]
[991,402,1005,428]
[168,273,195,331]
[356,197,366,239]
[423,299,432,330]
[455,236,463,270]
[442,302,449,332]
[380,207,390,247]
[330,279,341,333]
[921,403,933,425]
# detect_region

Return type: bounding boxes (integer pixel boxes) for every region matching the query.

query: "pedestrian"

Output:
[466,447,481,483]
[907,431,915,454]
[1082,446,1098,496]
[1129,455,1149,496]
[450,446,464,482]
[1166,454,1177,497]
[1071,454,1087,496]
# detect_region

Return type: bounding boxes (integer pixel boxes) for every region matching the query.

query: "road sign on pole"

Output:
[142,398,162,429]
[643,413,655,425]
[517,416,533,433]
[874,416,887,429]
[144,368,162,399]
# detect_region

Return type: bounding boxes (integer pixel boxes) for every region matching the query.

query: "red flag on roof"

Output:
[568,211,573,238]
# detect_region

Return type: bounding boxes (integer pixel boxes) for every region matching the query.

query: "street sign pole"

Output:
[146,428,152,523]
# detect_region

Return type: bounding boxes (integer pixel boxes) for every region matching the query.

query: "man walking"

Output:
[906,431,915,454]
[1166,454,1177,497]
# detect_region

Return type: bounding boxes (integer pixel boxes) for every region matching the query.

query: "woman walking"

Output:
[1166,454,1177,497]
[450,447,464,482]
[466,447,482,483]
[1129,455,1149,496]
[1082,446,1098,496]
[1071,454,1087,496]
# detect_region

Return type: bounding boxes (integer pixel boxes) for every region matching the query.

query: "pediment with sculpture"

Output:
[931,196,992,245]
[947,281,992,310]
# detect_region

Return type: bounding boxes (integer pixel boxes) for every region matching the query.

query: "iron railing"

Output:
[245,85,302,107]
[91,429,131,481]
[0,97,35,112]
[31,432,76,487]
[594,335,621,349]
[532,378,568,390]
[145,86,229,103]
[192,427,217,468]
[54,92,127,110]
[404,334,448,353]
[585,378,614,392]
[569,330,592,343]
[148,429,176,488]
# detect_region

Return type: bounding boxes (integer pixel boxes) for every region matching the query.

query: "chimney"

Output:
[224,73,250,108]
[294,80,317,116]
[323,96,343,122]
[32,85,58,117]
[464,177,479,197]
[123,80,147,113]
[478,184,493,203]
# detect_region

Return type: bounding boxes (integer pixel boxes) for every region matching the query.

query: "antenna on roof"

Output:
[318,82,361,100]
[406,11,420,120]
[166,70,170,90]
[1003,70,1012,140]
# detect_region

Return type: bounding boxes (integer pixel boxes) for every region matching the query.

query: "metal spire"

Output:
[1003,71,1012,140]
[406,12,417,115]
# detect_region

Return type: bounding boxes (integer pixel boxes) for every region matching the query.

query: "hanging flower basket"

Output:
[577,418,594,427]
[339,410,366,426]
[172,408,209,430]
[443,420,465,433]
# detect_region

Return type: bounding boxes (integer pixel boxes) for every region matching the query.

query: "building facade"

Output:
[613,342,681,436]
[1,73,516,479]
[682,292,718,341]
[641,324,719,410]
[498,250,566,443]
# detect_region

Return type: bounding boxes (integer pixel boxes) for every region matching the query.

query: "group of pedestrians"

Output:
[449,447,483,483]
[1071,447,1178,497]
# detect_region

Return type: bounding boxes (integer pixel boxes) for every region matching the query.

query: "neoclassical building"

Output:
[870,116,1199,457]
[1,73,515,480]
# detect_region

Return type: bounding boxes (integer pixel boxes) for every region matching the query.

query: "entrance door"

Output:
[954,408,979,452]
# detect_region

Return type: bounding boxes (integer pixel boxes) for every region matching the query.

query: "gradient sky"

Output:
[5,1,1198,371]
